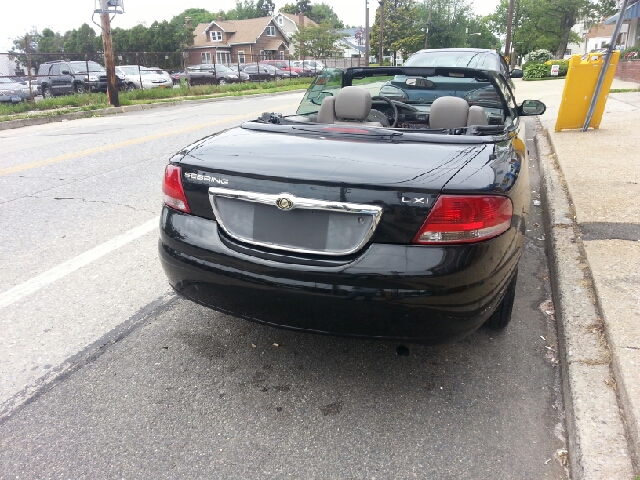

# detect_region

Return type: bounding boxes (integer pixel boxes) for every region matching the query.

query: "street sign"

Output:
[550,64,560,76]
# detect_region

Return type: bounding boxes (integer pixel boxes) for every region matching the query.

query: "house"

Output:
[604,0,640,49]
[186,16,291,66]
[272,12,317,56]
[586,22,618,52]
[0,53,23,77]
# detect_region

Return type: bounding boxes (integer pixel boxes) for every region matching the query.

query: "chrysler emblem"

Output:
[276,197,294,210]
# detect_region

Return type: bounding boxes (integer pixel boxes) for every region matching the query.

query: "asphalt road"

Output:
[0,93,567,479]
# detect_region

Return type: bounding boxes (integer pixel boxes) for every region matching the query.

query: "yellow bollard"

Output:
[554,51,620,132]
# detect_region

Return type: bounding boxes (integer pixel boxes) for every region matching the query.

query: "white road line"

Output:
[0,217,159,310]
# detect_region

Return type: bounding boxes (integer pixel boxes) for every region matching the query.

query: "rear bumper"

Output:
[159,207,522,343]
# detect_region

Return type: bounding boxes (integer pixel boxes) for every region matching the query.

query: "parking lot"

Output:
[0,90,567,478]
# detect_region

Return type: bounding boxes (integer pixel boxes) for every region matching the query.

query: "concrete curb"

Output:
[536,122,636,479]
[0,89,308,132]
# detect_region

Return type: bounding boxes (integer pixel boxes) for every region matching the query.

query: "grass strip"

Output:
[609,88,640,93]
[0,78,313,122]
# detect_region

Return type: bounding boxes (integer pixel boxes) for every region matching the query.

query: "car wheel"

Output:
[218,78,227,86]
[483,270,517,329]
[42,86,53,99]
[74,83,85,94]
[275,75,283,81]
[126,83,136,92]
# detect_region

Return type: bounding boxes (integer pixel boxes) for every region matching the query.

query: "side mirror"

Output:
[61,69,71,75]
[518,99,546,116]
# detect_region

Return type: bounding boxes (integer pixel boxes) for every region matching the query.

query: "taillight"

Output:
[163,165,191,213]
[413,195,512,244]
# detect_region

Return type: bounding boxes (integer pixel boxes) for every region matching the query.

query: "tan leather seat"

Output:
[429,96,489,129]
[317,86,383,127]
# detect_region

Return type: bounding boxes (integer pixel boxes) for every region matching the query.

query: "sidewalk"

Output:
[534,78,640,479]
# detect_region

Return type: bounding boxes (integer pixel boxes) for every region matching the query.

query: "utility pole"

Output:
[25,33,34,102]
[99,0,119,106]
[378,0,385,65]
[424,0,433,49]
[365,0,370,66]
[504,0,515,64]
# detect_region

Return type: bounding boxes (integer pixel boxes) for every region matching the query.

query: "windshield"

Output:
[297,68,504,114]
[69,62,105,74]
[296,68,344,116]
[404,51,501,71]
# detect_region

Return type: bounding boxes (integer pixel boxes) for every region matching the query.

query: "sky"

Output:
[1,0,500,51]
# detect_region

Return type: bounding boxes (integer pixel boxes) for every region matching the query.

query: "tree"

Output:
[63,24,99,54]
[170,8,217,29]
[291,23,345,58]
[226,0,261,19]
[307,3,345,28]
[281,0,312,14]
[257,0,276,16]
[280,3,298,14]
[487,0,616,58]
[370,0,419,63]
[37,28,64,54]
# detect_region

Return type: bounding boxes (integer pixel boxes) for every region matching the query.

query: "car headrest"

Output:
[334,86,372,121]
[429,96,470,129]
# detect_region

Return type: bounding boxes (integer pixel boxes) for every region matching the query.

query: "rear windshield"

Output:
[69,61,105,73]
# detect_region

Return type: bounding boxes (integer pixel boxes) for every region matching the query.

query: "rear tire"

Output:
[483,270,517,329]
[126,83,136,92]
[42,86,52,99]
[218,78,227,86]
[74,83,85,94]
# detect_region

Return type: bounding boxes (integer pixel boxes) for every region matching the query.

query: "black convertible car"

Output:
[159,49,546,344]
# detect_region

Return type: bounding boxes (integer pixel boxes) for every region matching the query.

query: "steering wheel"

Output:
[371,95,398,127]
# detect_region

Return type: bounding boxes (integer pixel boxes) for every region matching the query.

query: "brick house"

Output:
[187,16,291,66]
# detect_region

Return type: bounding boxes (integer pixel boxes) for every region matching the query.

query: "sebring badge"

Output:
[276,197,294,210]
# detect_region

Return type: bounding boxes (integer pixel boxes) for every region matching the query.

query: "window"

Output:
[260,50,266,60]
[279,51,285,60]
[216,51,231,65]
[209,31,222,42]
[238,51,246,64]
[201,52,212,64]
[277,15,283,25]
[266,26,276,37]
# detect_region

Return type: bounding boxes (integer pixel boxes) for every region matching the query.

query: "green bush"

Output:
[523,63,549,79]
[523,61,568,80]
[524,49,553,63]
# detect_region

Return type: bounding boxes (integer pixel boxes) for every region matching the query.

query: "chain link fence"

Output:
[1,49,365,102]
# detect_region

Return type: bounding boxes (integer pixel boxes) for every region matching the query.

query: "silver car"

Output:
[0,77,31,103]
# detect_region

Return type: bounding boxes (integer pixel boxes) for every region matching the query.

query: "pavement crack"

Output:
[51,196,155,213]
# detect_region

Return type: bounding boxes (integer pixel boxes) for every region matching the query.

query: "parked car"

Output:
[116,66,173,90]
[259,59,309,77]
[8,76,40,97]
[291,59,325,74]
[0,77,31,103]
[37,61,88,97]
[169,70,186,85]
[510,68,524,78]
[186,64,245,86]
[241,64,294,81]
[220,65,250,82]
[37,60,125,97]
[159,48,547,344]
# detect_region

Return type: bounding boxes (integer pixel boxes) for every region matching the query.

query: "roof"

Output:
[340,38,365,53]
[605,0,640,24]
[586,22,616,38]
[192,17,290,48]
[279,12,317,27]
